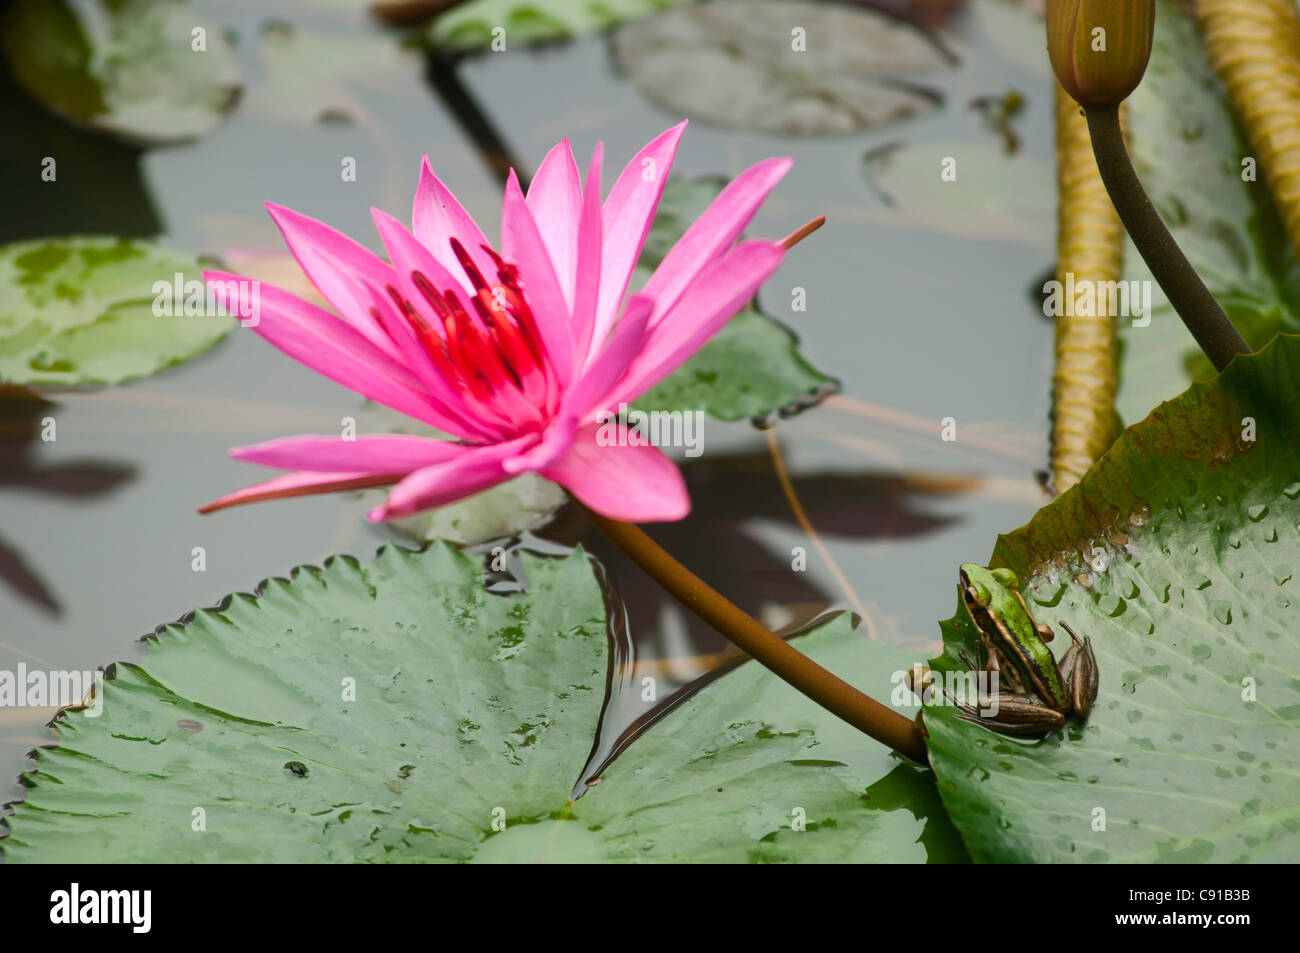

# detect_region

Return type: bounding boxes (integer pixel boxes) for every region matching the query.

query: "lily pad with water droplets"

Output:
[612,0,950,136]
[1,543,966,862]
[0,237,235,388]
[0,0,241,146]
[923,333,1300,862]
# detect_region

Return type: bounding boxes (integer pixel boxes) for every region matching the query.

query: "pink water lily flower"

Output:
[201,122,791,523]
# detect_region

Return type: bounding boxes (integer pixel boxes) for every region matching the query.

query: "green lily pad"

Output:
[426,0,694,53]
[1117,0,1300,424]
[574,616,969,862]
[1,545,611,862]
[1,543,964,862]
[0,0,241,146]
[633,176,840,421]
[923,333,1300,863]
[0,237,235,388]
[612,0,949,136]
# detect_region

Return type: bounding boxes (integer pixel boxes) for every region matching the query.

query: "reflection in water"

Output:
[0,387,135,614]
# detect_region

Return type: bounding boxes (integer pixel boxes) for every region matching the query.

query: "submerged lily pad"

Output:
[923,333,1300,862]
[0,237,235,388]
[862,139,1054,249]
[0,0,241,146]
[633,176,840,421]
[427,0,694,52]
[612,0,950,135]
[1117,0,1300,422]
[2,544,964,863]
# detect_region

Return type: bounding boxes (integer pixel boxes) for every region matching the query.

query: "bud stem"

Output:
[575,501,929,764]
[1083,102,1250,371]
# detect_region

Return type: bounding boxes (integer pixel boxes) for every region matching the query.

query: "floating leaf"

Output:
[2,542,963,862]
[0,0,241,146]
[1116,0,1300,422]
[632,177,839,421]
[1,546,612,862]
[923,333,1300,862]
[427,0,694,52]
[573,616,969,863]
[0,237,235,388]
[612,0,950,135]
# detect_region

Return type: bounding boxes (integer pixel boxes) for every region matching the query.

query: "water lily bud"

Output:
[1047,0,1156,106]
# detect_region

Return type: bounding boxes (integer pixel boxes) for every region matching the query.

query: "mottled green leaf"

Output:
[0,237,234,388]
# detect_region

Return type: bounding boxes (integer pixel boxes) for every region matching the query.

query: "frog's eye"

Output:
[991,568,1019,589]
[966,580,991,606]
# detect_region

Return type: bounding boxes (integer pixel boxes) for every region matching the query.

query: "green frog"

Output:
[950,563,1099,736]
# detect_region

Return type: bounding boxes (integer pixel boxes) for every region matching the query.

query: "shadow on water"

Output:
[0,388,135,614]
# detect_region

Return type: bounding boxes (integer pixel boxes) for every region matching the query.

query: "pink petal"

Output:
[563,293,652,425]
[369,436,534,521]
[501,170,576,385]
[592,121,687,349]
[610,240,786,406]
[264,202,397,353]
[199,470,403,514]
[525,138,583,310]
[542,425,689,522]
[231,433,471,472]
[501,415,576,475]
[572,143,604,365]
[640,156,792,325]
[411,156,499,297]
[204,270,457,434]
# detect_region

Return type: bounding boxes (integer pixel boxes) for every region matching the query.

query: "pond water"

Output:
[0,0,1056,805]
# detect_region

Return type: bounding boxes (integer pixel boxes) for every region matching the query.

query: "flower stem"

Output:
[575,502,929,764]
[1083,102,1250,371]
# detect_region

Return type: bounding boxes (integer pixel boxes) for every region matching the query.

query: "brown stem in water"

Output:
[576,502,928,763]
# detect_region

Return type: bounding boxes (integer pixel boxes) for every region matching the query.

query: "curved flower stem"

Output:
[1084,103,1250,371]
[575,501,929,764]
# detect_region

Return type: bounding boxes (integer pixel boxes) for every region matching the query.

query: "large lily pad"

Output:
[2,543,965,862]
[923,333,1300,862]
[1117,0,1300,423]
[632,176,840,421]
[2,545,611,862]
[612,0,950,136]
[427,0,694,52]
[0,237,235,388]
[574,616,969,863]
[0,0,241,146]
